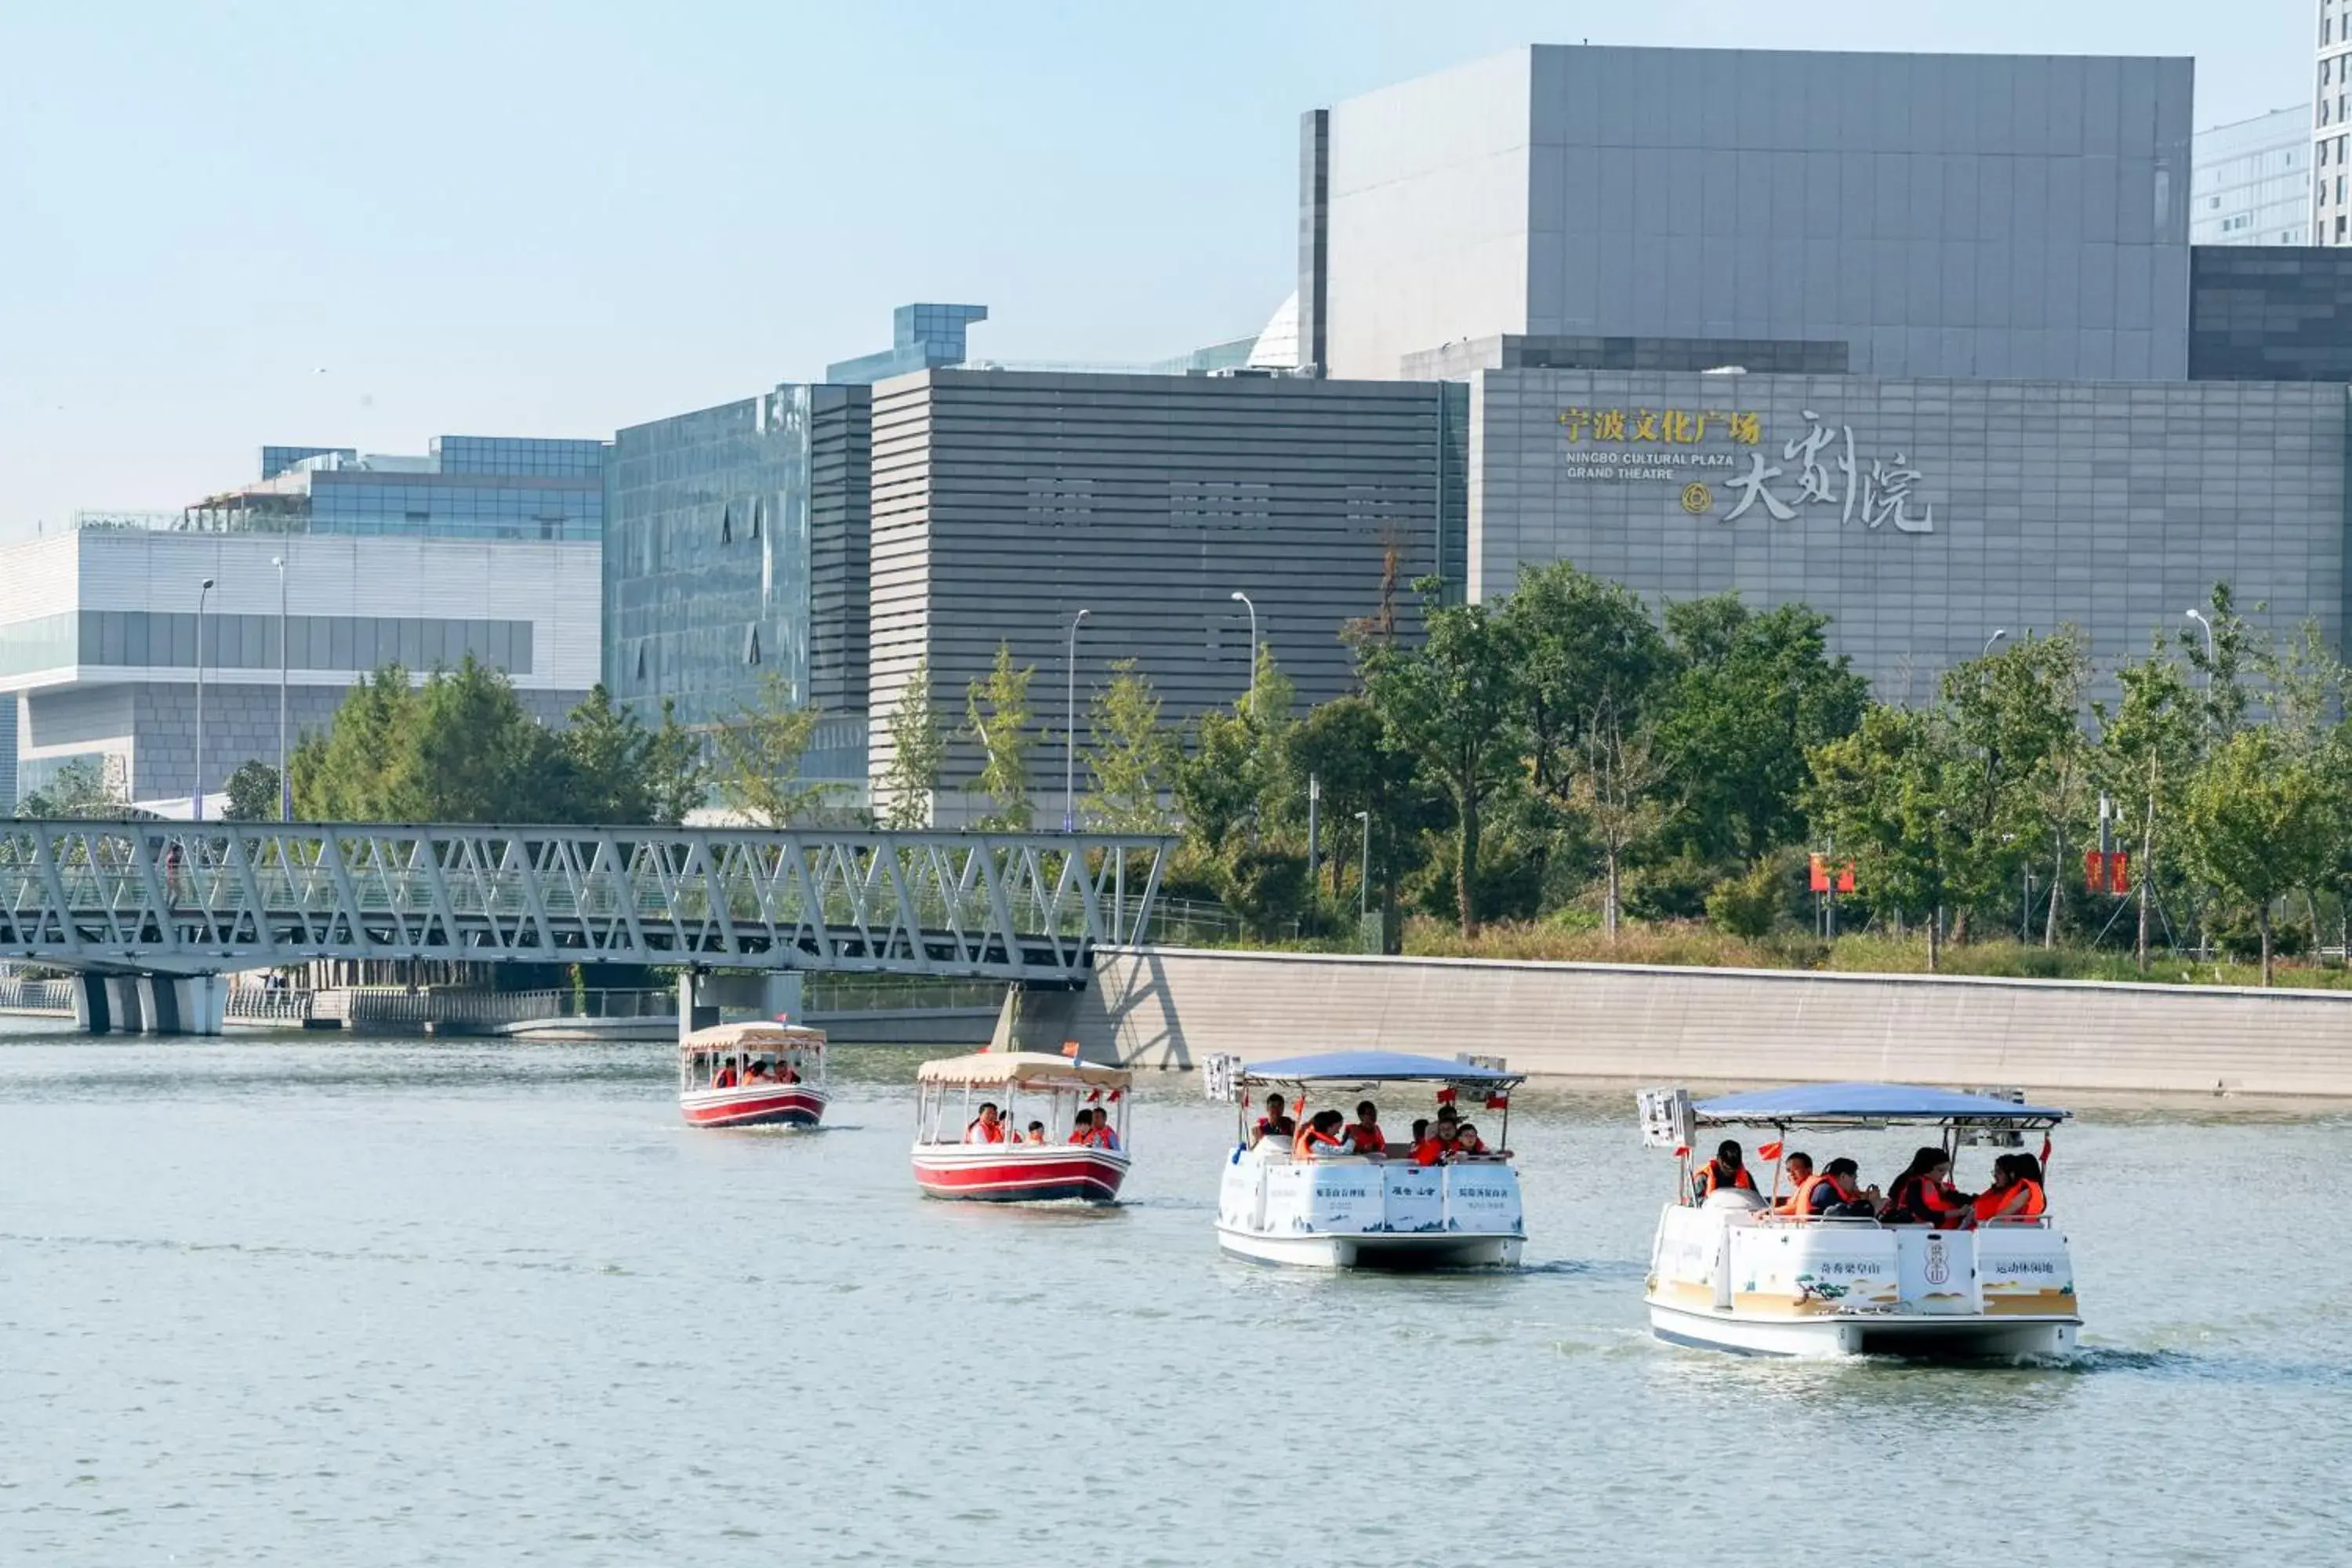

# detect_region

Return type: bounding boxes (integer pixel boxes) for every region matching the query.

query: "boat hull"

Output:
[681,1086,828,1129]
[912,1145,1130,1203]
[1646,1298,2081,1359]
[1216,1224,1522,1270]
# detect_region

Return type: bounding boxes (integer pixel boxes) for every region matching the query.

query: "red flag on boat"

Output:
[1485,1092,1509,1110]
[1436,1087,1457,1105]
[1673,1145,1690,1160]
[1060,1039,1080,1058]
[1759,1140,1784,1160]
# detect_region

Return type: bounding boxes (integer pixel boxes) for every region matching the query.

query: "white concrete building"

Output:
[0,526,599,809]
[2318,0,2352,241]
[2193,107,2310,246]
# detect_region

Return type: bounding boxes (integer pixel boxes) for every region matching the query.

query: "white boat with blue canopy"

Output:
[1214,1051,1526,1269]
[1641,1080,2080,1359]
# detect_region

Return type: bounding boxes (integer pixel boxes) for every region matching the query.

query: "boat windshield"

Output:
[682,1043,822,1092]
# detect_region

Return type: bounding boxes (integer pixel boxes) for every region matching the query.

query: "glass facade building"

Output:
[189,435,605,542]
[825,303,989,384]
[603,388,872,783]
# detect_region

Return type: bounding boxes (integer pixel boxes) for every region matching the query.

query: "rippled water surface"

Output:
[5,1021,2350,1564]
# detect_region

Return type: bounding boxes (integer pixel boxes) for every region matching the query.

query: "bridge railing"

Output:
[0,822,1172,982]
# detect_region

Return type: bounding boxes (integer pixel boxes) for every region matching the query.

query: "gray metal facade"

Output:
[2189,245,2352,380]
[867,369,1457,815]
[1324,45,2195,383]
[1470,368,2348,704]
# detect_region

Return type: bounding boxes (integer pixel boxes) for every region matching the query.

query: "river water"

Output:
[4,1022,2348,1565]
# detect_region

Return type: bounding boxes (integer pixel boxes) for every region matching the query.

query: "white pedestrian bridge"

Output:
[0,819,1171,1033]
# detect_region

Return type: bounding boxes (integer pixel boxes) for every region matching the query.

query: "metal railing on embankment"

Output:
[0,977,74,1015]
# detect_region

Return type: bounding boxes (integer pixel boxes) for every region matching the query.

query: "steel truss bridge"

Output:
[0,820,1171,983]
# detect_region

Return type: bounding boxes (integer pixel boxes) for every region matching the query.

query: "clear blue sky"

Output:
[0,0,2314,535]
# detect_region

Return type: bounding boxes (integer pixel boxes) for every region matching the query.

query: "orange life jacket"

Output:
[1976,1178,2048,1222]
[1694,1160,1756,1199]
[713,1067,738,1088]
[967,1118,1006,1144]
[1413,1138,1443,1167]
[1295,1125,1342,1157]
[1791,1173,1849,1218]
[2016,1179,2046,1218]
[1348,1123,1385,1154]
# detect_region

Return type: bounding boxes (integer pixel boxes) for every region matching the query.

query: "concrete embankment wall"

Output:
[1074,946,2352,1098]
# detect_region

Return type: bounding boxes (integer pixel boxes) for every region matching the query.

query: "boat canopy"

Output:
[1693,1081,2070,1129]
[681,1022,826,1054]
[1241,1051,1523,1088]
[915,1051,1134,1090]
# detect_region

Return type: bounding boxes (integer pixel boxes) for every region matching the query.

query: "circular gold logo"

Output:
[1680,481,1711,515]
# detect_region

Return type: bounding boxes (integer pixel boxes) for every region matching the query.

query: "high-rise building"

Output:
[2193,107,2311,246]
[2318,0,2352,242]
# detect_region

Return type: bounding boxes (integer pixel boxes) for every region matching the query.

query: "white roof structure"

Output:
[1247,291,1300,369]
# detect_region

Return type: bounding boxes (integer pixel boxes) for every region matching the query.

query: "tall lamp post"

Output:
[1982,628,2009,658]
[1354,809,1371,920]
[1063,607,1091,833]
[273,555,289,820]
[1229,590,1258,715]
[2184,607,2215,668]
[194,576,216,822]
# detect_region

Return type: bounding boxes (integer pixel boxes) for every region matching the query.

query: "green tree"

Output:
[1175,647,1299,857]
[708,673,825,827]
[408,656,564,822]
[1940,630,2090,941]
[1082,659,1176,833]
[1652,597,1868,862]
[1290,695,1416,906]
[292,664,422,820]
[17,757,125,818]
[1806,705,1968,970]
[558,686,703,825]
[1704,855,1786,940]
[879,657,947,829]
[223,760,280,822]
[1501,561,1671,939]
[2092,641,2198,971]
[1362,582,1524,935]
[964,642,1036,830]
[2180,726,2336,985]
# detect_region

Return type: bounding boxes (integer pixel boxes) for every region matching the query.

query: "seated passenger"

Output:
[1770,1152,1815,1213]
[1347,1100,1387,1157]
[1795,1156,1880,1218]
[1414,1120,1458,1167]
[1692,1139,1759,1203]
[1092,1111,1123,1152]
[713,1057,739,1089]
[1969,1153,2047,1225]
[965,1102,1008,1144]
[743,1057,771,1083]
[1294,1109,1348,1157]
[1024,1120,1047,1144]
[1252,1093,1289,1145]
[778,1059,802,1085]
[1069,1108,1095,1144]
[1454,1121,1488,1156]
[1882,1146,1973,1227]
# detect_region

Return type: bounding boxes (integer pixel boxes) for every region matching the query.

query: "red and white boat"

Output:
[679,1022,829,1129]
[911,1051,1133,1203]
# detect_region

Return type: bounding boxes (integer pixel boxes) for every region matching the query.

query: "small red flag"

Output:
[1060,1039,1080,1058]
[1759,1140,1784,1161]
[1808,854,1829,893]
[1485,1092,1509,1110]
[1436,1087,1457,1105]
[1673,1145,1690,1160]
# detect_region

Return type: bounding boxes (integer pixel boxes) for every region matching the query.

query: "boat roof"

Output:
[915,1051,1133,1090]
[1693,1081,2070,1128]
[1241,1051,1523,1087]
[680,1022,827,1054]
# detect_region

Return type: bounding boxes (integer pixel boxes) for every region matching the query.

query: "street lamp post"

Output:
[194,577,216,822]
[1982,628,2009,658]
[2185,607,2215,669]
[1063,607,1091,833]
[1229,590,1257,715]
[273,555,289,820]
[1354,809,1371,920]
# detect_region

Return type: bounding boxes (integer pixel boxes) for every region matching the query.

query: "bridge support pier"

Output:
[139,975,227,1036]
[677,971,721,1046]
[989,982,1083,1056]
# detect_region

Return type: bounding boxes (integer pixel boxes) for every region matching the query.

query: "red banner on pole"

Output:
[2085,851,2132,894]
[1809,855,1857,894]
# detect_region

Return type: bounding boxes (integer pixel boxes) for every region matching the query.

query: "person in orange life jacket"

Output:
[1796,1156,1880,1218]
[1970,1152,2047,1225]
[1069,1108,1095,1145]
[1091,1109,1122,1152]
[965,1102,1007,1144]
[742,1056,771,1083]
[1023,1120,1047,1144]
[1348,1100,1387,1156]
[1415,1120,1459,1166]
[713,1057,739,1089]
[1454,1121,1488,1156]
[1692,1139,1759,1203]
[1770,1152,1815,1213]
[1882,1146,1973,1226]
[1294,1109,1348,1157]
[777,1059,801,1085]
